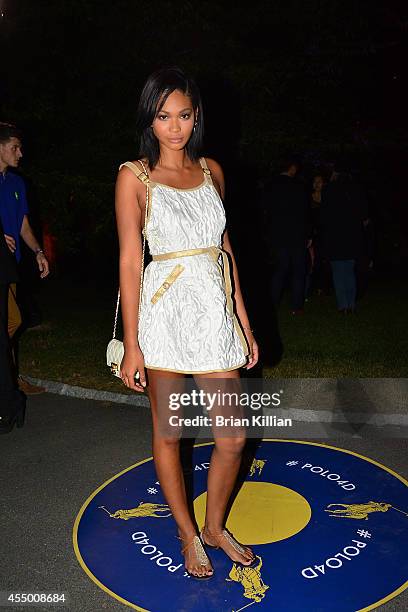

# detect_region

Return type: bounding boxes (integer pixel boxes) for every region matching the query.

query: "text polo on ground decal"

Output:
[73,440,408,611]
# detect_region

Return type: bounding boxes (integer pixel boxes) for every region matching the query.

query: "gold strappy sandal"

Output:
[177,535,214,580]
[201,528,256,567]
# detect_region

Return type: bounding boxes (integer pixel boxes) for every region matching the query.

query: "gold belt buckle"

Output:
[151,264,185,304]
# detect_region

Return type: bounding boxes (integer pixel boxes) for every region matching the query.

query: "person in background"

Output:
[0,217,26,433]
[261,159,311,315]
[320,165,369,314]
[310,173,331,296]
[0,122,49,394]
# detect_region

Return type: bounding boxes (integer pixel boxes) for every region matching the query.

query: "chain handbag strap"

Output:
[112,159,150,339]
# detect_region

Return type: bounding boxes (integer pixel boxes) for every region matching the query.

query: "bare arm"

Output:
[207,159,259,369]
[20,216,49,278]
[115,165,147,389]
[222,229,251,329]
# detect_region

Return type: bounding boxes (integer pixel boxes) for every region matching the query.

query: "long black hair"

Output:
[136,66,204,169]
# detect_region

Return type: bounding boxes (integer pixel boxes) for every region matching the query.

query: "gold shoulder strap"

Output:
[119,160,153,186]
[199,157,213,184]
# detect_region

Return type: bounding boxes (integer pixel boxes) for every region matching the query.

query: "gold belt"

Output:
[151,246,233,316]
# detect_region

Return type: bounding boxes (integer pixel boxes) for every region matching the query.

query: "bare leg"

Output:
[194,370,255,565]
[147,369,213,577]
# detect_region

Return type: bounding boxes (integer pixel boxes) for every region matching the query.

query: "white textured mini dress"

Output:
[120,157,249,374]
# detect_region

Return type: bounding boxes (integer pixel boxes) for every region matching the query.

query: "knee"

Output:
[153,433,180,450]
[215,436,246,456]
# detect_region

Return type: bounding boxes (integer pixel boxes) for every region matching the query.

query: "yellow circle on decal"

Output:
[194,482,311,545]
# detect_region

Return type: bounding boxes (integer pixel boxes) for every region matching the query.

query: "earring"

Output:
[193,123,197,132]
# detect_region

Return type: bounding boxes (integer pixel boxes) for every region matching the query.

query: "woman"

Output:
[115,67,258,579]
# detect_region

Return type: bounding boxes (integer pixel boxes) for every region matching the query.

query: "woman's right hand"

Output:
[120,345,147,392]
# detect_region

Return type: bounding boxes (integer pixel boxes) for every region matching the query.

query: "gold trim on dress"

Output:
[147,177,207,192]
[131,157,211,192]
[151,264,185,304]
[144,360,248,374]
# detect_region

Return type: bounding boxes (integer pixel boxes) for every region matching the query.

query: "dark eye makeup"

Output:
[157,113,192,120]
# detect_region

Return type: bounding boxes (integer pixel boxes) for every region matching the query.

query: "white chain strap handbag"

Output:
[106,160,150,380]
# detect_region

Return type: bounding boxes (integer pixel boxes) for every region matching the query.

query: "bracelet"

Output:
[35,248,44,255]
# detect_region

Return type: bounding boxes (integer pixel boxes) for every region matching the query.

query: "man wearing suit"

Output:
[0,217,26,433]
[261,160,311,314]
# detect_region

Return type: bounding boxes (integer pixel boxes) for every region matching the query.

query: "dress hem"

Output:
[144,359,248,374]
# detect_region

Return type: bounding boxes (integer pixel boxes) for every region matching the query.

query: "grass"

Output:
[18,276,408,391]
[19,279,133,394]
[263,279,408,377]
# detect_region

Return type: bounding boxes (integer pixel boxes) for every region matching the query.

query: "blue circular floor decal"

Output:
[73,440,408,611]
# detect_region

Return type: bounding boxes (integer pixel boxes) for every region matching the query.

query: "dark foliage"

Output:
[1,1,407,272]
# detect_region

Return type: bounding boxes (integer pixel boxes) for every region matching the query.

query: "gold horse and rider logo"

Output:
[249,459,267,477]
[99,502,172,519]
[227,555,269,610]
[325,501,408,520]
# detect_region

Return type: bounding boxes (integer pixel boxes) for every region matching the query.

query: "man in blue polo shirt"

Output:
[0,122,49,394]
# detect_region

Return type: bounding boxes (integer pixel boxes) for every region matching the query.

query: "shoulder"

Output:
[115,160,148,212]
[205,157,224,181]
[6,171,25,188]
[118,159,147,176]
[204,157,225,198]
[117,160,148,190]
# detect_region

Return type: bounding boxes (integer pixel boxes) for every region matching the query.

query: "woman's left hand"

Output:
[244,331,259,369]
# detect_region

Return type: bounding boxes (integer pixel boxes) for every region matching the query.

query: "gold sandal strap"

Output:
[181,535,210,566]
[221,529,246,555]
[204,528,247,555]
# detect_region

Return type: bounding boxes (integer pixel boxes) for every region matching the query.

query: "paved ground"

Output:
[1,388,407,612]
